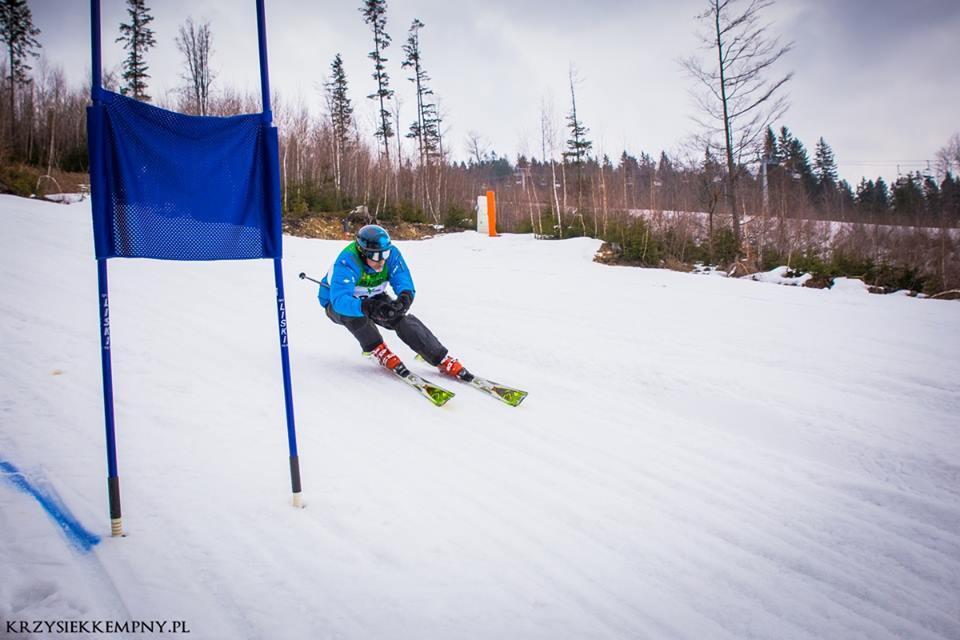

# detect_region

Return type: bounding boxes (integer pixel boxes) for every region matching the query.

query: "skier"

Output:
[317,224,471,380]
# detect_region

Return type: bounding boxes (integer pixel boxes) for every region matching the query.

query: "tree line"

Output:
[1,0,958,292]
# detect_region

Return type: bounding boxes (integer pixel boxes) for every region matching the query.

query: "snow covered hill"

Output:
[1,194,958,639]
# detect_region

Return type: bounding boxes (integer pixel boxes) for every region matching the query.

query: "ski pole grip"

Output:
[298,273,324,286]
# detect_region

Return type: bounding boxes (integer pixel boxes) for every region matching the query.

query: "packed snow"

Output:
[1,194,958,639]
[744,266,814,288]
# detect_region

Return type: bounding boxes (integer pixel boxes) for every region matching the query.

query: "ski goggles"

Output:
[361,248,391,262]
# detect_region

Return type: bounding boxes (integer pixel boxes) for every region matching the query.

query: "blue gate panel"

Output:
[87,90,282,261]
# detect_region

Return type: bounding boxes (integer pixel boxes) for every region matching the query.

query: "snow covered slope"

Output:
[1,195,958,639]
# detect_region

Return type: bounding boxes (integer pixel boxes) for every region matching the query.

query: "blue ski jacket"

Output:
[318,241,416,317]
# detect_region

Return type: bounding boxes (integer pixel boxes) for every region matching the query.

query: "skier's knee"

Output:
[397,313,422,329]
[340,314,369,331]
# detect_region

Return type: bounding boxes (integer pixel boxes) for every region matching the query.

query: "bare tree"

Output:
[539,96,563,238]
[682,0,792,254]
[465,130,487,166]
[35,60,65,179]
[175,18,215,116]
[390,93,402,205]
[431,96,449,218]
[936,133,960,179]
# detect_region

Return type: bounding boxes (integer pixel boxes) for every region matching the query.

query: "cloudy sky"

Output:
[30,0,960,184]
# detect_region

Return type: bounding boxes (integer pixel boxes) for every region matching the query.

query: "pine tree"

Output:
[812,136,838,213]
[787,139,812,185]
[891,172,924,218]
[942,174,960,225]
[638,152,656,206]
[813,137,837,190]
[618,151,639,210]
[837,179,855,219]
[874,177,891,213]
[699,146,724,247]
[0,0,41,146]
[360,0,394,163]
[856,177,893,219]
[776,126,793,164]
[657,151,676,182]
[325,53,354,198]
[763,126,780,163]
[855,178,874,217]
[922,174,941,220]
[618,151,639,173]
[563,67,592,213]
[779,127,815,196]
[116,0,156,101]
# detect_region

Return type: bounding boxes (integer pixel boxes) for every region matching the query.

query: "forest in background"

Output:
[2,0,959,294]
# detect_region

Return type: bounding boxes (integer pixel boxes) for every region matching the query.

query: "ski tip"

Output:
[498,389,528,407]
[425,386,455,407]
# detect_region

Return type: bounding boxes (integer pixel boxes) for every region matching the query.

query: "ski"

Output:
[460,375,528,407]
[415,356,528,407]
[394,365,455,407]
[364,352,455,407]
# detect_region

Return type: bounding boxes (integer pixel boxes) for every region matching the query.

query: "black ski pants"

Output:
[325,294,448,366]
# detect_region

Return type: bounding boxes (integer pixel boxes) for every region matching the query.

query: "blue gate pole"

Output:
[257,0,302,507]
[90,0,123,536]
[274,259,302,507]
[97,260,123,536]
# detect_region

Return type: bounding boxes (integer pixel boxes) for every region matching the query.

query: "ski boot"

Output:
[371,342,406,374]
[438,355,474,382]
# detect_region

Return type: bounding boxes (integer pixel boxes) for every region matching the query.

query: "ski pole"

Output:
[298,272,324,286]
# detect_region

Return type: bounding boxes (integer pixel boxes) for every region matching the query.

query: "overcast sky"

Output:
[29,0,960,184]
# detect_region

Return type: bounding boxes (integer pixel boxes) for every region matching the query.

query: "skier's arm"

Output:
[394,290,413,315]
[387,251,416,301]
[328,257,365,317]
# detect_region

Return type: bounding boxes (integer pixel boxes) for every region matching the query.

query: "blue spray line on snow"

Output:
[0,460,100,553]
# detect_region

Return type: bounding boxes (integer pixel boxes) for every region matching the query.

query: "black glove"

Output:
[361,296,399,324]
[392,290,414,317]
[360,296,379,317]
[376,303,399,324]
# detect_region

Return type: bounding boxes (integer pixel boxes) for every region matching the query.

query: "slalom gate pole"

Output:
[274,259,302,507]
[97,260,123,536]
[90,0,123,537]
[256,0,272,122]
[257,0,302,508]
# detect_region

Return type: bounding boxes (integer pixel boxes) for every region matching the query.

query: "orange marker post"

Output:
[485,190,497,237]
